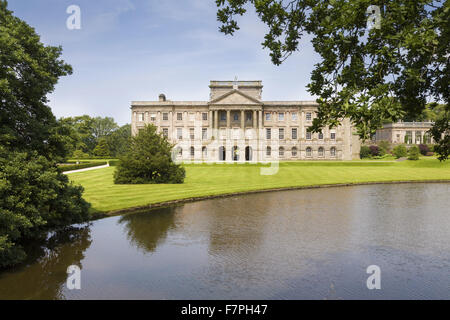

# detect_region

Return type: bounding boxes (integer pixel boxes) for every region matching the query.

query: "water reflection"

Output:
[0,226,91,300]
[118,208,177,253]
[0,183,449,299]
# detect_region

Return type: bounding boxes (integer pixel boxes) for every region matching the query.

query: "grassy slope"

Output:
[68,159,450,213]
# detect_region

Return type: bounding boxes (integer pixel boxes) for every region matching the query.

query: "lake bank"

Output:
[67,160,450,215]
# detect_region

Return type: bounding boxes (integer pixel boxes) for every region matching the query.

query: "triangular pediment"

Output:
[209,89,261,105]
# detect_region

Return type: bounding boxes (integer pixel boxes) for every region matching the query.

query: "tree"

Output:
[0,1,90,267]
[114,125,185,184]
[215,0,449,160]
[91,116,119,141]
[93,138,110,157]
[106,124,131,157]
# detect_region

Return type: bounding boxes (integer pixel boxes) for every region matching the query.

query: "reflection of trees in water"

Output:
[118,207,177,253]
[0,225,92,300]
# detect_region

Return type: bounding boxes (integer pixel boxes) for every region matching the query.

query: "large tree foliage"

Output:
[215,0,449,160]
[114,125,185,184]
[0,1,90,267]
[0,1,72,161]
[59,115,128,158]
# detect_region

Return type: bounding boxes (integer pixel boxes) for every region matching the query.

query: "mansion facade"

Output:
[131,80,360,162]
[374,121,435,144]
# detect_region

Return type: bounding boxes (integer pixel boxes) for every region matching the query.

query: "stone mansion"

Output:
[131,80,360,162]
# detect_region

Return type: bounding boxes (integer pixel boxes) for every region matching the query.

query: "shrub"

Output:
[369,145,380,157]
[377,140,391,155]
[408,145,420,160]
[360,146,371,159]
[114,125,185,184]
[0,149,90,268]
[418,144,429,156]
[392,145,408,158]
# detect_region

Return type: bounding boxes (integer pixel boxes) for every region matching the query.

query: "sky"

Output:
[8,0,320,126]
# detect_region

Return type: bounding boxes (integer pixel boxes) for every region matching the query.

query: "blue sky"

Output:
[8,0,320,125]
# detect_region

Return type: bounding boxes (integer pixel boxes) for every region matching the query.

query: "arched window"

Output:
[279,147,285,157]
[202,146,207,158]
[306,147,312,157]
[330,147,336,157]
[190,146,195,157]
[266,146,271,156]
[292,147,298,157]
[318,147,324,157]
[232,146,239,161]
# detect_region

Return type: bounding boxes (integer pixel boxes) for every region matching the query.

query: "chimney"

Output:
[159,94,166,102]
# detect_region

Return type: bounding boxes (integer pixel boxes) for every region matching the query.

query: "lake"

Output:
[1,183,449,299]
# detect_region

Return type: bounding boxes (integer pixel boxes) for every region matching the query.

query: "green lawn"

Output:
[68,160,450,214]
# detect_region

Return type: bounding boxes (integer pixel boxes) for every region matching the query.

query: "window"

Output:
[306,112,312,121]
[265,113,271,121]
[330,147,336,157]
[306,131,312,140]
[266,146,271,156]
[330,132,336,140]
[162,128,168,138]
[177,128,183,140]
[190,147,195,157]
[177,113,183,121]
[246,112,252,121]
[202,128,207,140]
[292,112,298,121]
[278,113,285,121]
[292,147,298,157]
[279,128,284,140]
[266,128,271,140]
[233,113,239,121]
[318,132,323,140]
[202,113,208,121]
[279,147,285,157]
[189,113,195,121]
[318,147,324,157]
[190,128,194,140]
[163,113,169,121]
[292,128,298,140]
[202,147,207,158]
[138,113,144,122]
[220,112,226,121]
[175,147,182,157]
[306,147,312,157]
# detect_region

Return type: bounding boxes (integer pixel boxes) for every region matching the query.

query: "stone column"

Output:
[226,110,231,139]
[258,110,263,161]
[253,110,257,128]
[241,110,245,129]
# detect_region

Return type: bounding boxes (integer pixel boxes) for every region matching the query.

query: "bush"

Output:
[408,145,420,160]
[377,140,391,156]
[369,145,380,157]
[0,149,90,268]
[392,145,408,158]
[59,162,107,172]
[360,146,371,159]
[114,125,185,184]
[418,144,430,156]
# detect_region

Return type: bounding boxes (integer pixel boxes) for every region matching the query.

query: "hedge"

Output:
[59,162,107,172]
